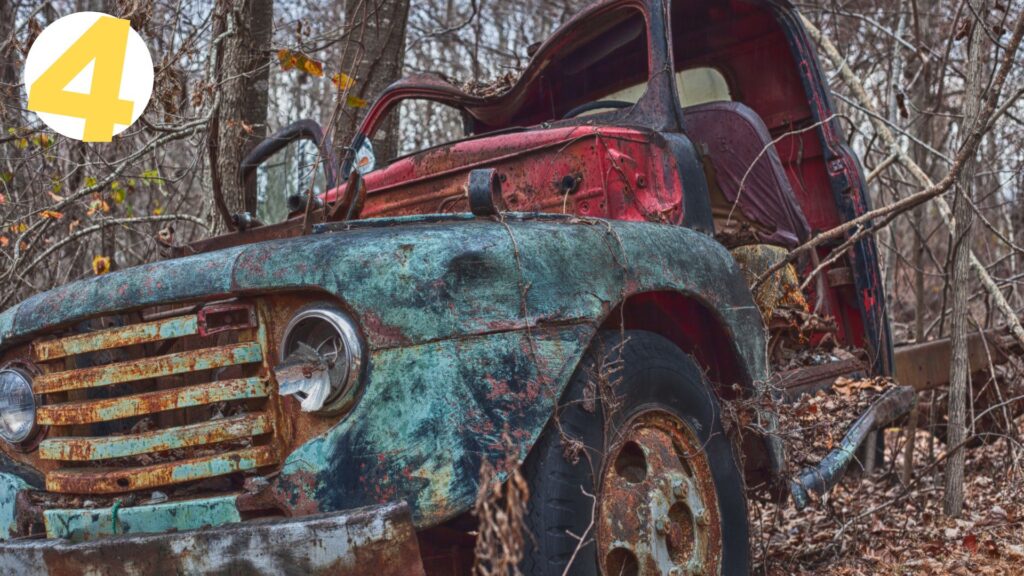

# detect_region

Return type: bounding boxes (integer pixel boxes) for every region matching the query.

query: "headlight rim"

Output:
[279,304,365,415]
[0,363,41,449]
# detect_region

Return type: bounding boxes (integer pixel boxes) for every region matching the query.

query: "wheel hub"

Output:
[597,410,722,575]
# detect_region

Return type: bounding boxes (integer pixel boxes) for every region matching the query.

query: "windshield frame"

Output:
[342,0,679,177]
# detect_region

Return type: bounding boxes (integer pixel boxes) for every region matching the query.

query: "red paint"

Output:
[314,0,883,358]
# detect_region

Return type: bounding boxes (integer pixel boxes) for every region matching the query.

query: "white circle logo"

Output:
[23,12,153,142]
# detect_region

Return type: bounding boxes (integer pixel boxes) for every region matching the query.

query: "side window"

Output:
[676,67,731,107]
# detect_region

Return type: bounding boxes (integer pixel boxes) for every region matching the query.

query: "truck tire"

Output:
[521,330,749,575]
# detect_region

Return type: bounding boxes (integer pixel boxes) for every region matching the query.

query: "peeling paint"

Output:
[3,215,765,532]
[0,473,29,540]
[44,495,241,541]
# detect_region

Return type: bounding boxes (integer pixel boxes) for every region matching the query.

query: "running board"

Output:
[789,386,917,509]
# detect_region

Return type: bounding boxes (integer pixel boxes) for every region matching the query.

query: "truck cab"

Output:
[0,1,906,575]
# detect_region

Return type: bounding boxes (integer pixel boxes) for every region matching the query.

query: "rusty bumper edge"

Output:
[0,501,426,576]
[789,386,916,509]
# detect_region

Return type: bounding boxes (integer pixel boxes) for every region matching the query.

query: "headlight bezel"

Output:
[277,304,365,415]
[0,363,40,447]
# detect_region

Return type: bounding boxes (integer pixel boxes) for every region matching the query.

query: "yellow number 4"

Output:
[28,16,134,142]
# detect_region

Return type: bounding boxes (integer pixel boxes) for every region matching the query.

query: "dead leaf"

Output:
[86,198,110,216]
[331,72,356,91]
[964,533,979,554]
[92,255,111,275]
[277,48,324,78]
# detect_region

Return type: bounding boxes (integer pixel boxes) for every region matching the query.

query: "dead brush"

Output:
[472,432,531,576]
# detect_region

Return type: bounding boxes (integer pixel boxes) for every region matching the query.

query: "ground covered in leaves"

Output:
[753,422,1024,575]
[775,376,899,469]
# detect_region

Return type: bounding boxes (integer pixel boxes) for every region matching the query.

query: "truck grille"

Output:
[30,301,279,494]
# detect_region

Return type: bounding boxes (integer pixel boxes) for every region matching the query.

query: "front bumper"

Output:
[0,501,425,575]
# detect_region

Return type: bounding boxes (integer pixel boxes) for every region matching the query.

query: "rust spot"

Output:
[46,445,277,494]
[34,341,263,394]
[39,413,271,461]
[360,311,412,348]
[597,410,722,575]
[37,377,268,426]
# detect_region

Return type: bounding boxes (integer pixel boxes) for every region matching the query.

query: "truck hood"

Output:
[1,214,472,349]
[0,242,248,349]
[0,213,603,351]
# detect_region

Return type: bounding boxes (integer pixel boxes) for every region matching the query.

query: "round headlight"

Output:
[276,306,364,414]
[0,368,36,444]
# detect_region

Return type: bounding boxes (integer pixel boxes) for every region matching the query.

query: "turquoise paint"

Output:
[168,452,261,483]
[0,473,29,540]
[156,316,199,338]
[44,495,241,542]
[85,376,267,423]
[0,243,249,342]
[53,315,199,358]
[38,415,267,461]
[272,325,595,525]
[0,214,767,531]
[40,342,262,392]
[1,217,763,379]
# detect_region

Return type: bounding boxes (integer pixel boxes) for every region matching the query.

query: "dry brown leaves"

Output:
[459,72,520,99]
[769,307,847,371]
[472,433,531,576]
[753,420,1024,575]
[776,376,898,470]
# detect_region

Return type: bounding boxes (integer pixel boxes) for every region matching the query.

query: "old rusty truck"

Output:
[0,0,947,574]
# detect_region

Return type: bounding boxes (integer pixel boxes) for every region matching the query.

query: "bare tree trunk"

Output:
[334,0,410,163]
[0,0,21,166]
[212,0,273,232]
[945,0,990,518]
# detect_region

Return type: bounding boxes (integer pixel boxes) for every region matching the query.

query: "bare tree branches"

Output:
[754,10,1024,350]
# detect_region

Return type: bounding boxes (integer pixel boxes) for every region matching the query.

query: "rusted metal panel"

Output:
[39,414,270,461]
[893,328,1015,391]
[197,301,258,337]
[32,315,198,362]
[218,219,770,527]
[773,357,867,400]
[36,376,268,426]
[46,445,276,494]
[2,502,425,576]
[33,341,262,394]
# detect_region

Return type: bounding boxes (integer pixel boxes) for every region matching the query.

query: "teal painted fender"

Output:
[0,473,29,540]
[0,214,766,528]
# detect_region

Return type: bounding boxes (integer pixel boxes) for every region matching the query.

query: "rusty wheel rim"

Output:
[597,410,722,576]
